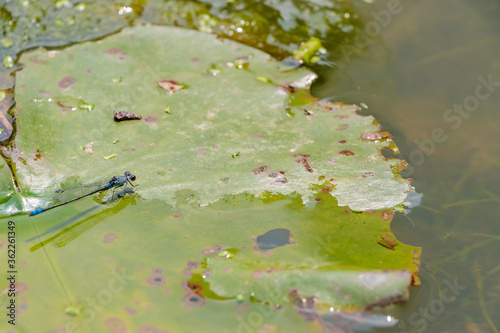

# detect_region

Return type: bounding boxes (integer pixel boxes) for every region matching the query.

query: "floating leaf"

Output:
[157,79,184,93]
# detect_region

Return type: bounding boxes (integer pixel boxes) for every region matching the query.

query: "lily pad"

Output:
[14,26,409,211]
[0,26,420,332]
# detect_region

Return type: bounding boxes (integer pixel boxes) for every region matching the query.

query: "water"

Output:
[312,0,500,331]
[1,0,499,331]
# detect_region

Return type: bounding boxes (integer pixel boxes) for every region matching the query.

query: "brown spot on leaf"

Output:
[338,149,355,156]
[183,292,205,308]
[37,90,51,97]
[267,170,288,183]
[380,210,395,221]
[321,184,334,194]
[275,177,288,183]
[114,110,142,122]
[106,48,127,56]
[104,316,127,333]
[181,281,206,308]
[146,275,166,287]
[34,149,42,161]
[202,245,224,255]
[124,307,137,315]
[378,232,397,250]
[138,324,168,333]
[291,154,314,173]
[103,233,117,244]
[15,282,28,294]
[152,268,163,275]
[186,282,203,294]
[291,154,310,159]
[158,80,183,93]
[144,116,158,123]
[252,165,269,175]
[338,140,346,144]
[57,76,75,90]
[186,261,198,270]
[181,269,193,277]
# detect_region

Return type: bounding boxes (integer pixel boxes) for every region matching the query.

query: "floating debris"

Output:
[104,154,116,160]
[158,79,183,93]
[114,110,142,122]
[81,141,95,154]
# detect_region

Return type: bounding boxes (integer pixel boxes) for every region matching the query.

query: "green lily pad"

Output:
[14,26,409,211]
[0,26,420,332]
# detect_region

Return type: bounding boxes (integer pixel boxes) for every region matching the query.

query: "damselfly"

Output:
[29,171,136,216]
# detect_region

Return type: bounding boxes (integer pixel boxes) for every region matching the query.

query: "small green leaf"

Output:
[103,154,116,160]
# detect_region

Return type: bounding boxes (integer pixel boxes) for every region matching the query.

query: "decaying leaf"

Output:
[158,79,183,93]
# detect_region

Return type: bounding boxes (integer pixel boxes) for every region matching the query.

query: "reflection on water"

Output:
[313,0,500,331]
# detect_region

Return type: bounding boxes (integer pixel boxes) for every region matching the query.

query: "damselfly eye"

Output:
[129,174,136,181]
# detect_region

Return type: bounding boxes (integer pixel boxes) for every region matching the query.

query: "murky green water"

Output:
[1,0,499,332]
[312,0,500,331]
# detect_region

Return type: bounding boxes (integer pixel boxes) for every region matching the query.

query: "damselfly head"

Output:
[125,171,136,181]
